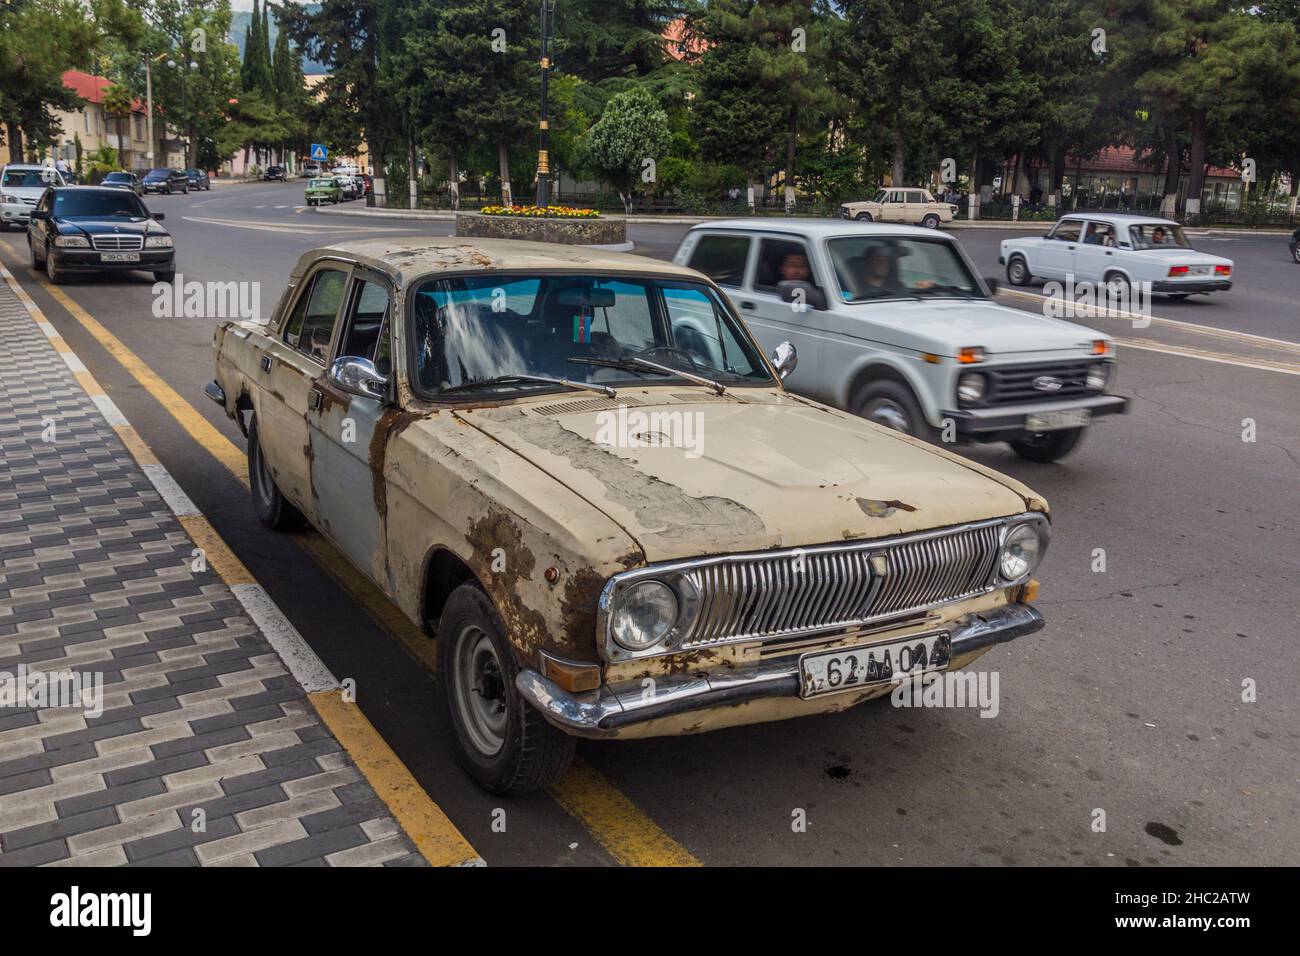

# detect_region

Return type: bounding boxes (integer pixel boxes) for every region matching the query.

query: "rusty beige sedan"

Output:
[207,237,1051,795]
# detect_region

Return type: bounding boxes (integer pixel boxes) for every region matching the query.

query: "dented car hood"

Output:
[454,389,1035,564]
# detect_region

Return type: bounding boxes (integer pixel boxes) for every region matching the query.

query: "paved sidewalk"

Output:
[0,279,427,867]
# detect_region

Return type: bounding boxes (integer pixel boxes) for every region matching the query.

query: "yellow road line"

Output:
[548,760,701,867]
[0,258,480,867]
[2,242,700,868]
[309,690,483,866]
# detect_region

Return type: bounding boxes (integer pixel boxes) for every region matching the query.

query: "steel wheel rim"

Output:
[1009,260,1026,283]
[453,625,508,756]
[866,398,911,433]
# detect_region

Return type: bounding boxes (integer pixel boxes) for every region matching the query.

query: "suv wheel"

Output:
[1006,255,1032,286]
[855,211,873,222]
[1010,427,1086,462]
[247,415,306,530]
[29,236,40,268]
[851,380,938,442]
[921,213,940,229]
[439,583,575,795]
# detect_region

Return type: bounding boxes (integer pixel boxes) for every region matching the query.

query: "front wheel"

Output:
[439,583,575,795]
[247,415,306,530]
[921,213,940,229]
[1292,245,1300,264]
[1006,255,1032,286]
[855,211,873,222]
[1010,427,1086,463]
[29,237,40,268]
[44,248,64,284]
[153,270,175,283]
[851,380,938,442]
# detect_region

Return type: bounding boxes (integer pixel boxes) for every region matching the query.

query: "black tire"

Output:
[1006,254,1032,286]
[247,415,306,530]
[164,185,172,195]
[921,213,940,229]
[44,247,64,284]
[1166,293,1189,301]
[851,380,939,443]
[855,211,873,222]
[1103,271,1131,298]
[29,237,40,268]
[439,583,575,795]
[1292,245,1300,264]
[153,270,175,283]
[1010,427,1086,463]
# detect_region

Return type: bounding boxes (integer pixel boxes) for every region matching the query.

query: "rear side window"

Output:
[754,237,815,294]
[687,234,750,287]
[283,268,347,363]
[1051,219,1083,242]
[906,191,926,203]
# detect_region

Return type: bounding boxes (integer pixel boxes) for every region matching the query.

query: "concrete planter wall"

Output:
[454,212,627,246]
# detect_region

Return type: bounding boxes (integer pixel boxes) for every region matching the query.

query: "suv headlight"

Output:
[145,235,173,248]
[1,193,19,204]
[1086,363,1110,390]
[609,580,678,652]
[1000,519,1049,583]
[957,371,986,402]
[53,235,89,247]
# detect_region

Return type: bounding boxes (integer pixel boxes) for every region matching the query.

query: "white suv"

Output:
[1,163,65,230]
[674,219,1128,462]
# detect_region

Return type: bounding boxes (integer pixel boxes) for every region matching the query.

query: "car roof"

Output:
[296,236,704,286]
[51,185,141,195]
[1057,211,1178,226]
[2,163,50,171]
[688,218,957,241]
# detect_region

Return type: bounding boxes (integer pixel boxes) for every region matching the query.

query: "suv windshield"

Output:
[3,169,60,188]
[143,170,170,181]
[828,236,983,302]
[410,273,774,397]
[52,191,148,219]
[1129,223,1191,249]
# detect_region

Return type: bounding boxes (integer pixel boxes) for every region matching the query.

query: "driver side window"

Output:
[282,268,347,364]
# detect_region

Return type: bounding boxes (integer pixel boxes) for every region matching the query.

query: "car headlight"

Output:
[610,580,678,651]
[1000,520,1048,582]
[1086,363,1110,390]
[53,235,90,247]
[957,372,986,402]
[1,194,18,204]
[145,235,173,248]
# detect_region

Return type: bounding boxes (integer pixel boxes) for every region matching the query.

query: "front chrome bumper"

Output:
[517,602,1044,737]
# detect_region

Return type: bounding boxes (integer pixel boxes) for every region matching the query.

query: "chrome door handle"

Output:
[260,355,272,373]
[308,389,322,410]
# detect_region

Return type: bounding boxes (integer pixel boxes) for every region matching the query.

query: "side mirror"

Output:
[770,341,798,380]
[29,210,49,221]
[778,280,827,312]
[328,356,388,400]
[151,212,165,221]
[983,277,999,294]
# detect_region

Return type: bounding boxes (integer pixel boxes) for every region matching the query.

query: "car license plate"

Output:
[1189,265,1210,276]
[1026,408,1090,432]
[101,252,139,262]
[799,632,950,699]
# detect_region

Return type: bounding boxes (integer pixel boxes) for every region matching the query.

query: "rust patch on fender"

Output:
[367,407,419,521]
[856,497,918,518]
[466,509,551,660]
[314,381,352,417]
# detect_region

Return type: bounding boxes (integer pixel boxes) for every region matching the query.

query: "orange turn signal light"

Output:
[957,347,985,364]
[539,652,602,693]
[1021,579,1041,603]
[1092,339,1112,356]
[922,353,941,364]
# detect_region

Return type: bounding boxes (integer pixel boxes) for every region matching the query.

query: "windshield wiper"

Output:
[568,355,726,395]
[439,374,615,397]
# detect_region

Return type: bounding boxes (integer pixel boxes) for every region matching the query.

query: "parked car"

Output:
[1000,213,1233,299]
[304,176,343,206]
[185,168,211,191]
[26,185,174,284]
[334,174,359,200]
[674,219,1128,462]
[302,162,322,178]
[1289,228,1299,264]
[207,236,1052,794]
[1,163,65,230]
[101,171,144,196]
[264,165,288,182]
[141,168,189,194]
[841,188,958,228]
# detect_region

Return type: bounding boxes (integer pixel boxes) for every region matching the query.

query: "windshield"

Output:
[52,191,148,219]
[3,169,60,188]
[828,236,983,302]
[409,273,775,397]
[143,170,170,181]
[309,178,334,187]
[1129,223,1191,250]
[872,189,888,203]
[104,173,130,182]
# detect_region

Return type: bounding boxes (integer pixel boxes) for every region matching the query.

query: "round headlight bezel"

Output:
[609,579,679,652]
[999,520,1048,583]
[957,371,986,403]
[1086,363,1111,391]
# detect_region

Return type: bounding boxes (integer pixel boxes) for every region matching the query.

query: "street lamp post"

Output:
[535,0,556,207]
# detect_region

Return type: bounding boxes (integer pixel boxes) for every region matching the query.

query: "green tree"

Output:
[583,86,669,210]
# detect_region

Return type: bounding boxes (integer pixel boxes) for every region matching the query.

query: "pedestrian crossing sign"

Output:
[310,144,328,162]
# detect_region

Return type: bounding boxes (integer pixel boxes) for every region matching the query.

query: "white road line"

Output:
[182,214,416,235]
[1116,340,1300,376]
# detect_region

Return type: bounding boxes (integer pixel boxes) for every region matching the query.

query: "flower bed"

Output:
[480,204,601,219]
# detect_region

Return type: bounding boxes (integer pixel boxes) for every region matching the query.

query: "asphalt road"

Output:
[2,180,1297,866]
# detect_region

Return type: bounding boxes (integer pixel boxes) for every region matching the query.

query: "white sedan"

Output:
[999,213,1233,299]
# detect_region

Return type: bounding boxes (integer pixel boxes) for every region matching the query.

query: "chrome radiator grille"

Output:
[676,522,1002,649]
[91,234,144,251]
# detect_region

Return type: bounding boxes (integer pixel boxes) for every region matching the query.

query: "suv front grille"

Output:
[979,360,1099,405]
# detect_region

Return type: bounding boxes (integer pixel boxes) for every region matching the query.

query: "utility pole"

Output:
[145,56,155,169]
[535,0,555,207]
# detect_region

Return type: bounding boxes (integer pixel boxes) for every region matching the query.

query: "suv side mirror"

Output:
[778,280,827,312]
[328,356,388,400]
[29,209,49,221]
[151,212,165,221]
[770,341,798,380]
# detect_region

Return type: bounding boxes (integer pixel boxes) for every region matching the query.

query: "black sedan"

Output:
[101,171,144,196]
[27,186,174,284]
[264,165,287,182]
[141,168,189,194]
[185,168,211,191]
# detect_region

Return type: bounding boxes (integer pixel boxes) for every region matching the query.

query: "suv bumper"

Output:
[516,602,1044,738]
[942,393,1128,437]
